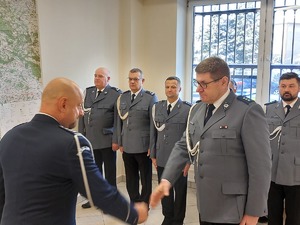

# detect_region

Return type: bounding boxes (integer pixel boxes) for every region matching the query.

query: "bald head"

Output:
[40,78,84,129]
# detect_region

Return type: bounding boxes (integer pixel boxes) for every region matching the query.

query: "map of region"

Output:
[0,0,42,138]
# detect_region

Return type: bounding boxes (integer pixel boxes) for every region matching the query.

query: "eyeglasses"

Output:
[193,77,223,89]
[128,77,141,82]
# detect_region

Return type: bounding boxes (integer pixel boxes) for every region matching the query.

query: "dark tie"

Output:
[285,105,291,117]
[204,104,215,125]
[167,104,172,115]
[131,94,136,103]
[95,90,101,98]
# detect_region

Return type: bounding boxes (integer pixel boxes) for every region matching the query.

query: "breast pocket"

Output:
[212,129,238,155]
[290,120,300,138]
[267,117,281,134]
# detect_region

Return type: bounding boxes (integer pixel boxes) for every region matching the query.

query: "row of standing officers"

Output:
[78,57,300,225]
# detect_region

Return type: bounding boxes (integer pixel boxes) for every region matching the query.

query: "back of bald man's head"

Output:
[40,77,82,112]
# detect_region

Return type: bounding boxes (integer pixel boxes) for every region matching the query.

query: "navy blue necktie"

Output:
[167,104,172,115]
[285,105,291,117]
[131,94,136,103]
[204,104,215,125]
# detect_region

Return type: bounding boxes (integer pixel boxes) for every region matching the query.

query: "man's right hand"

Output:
[149,179,171,208]
[134,202,148,224]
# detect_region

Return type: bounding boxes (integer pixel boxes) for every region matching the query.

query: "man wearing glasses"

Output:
[151,56,272,225]
[117,68,158,206]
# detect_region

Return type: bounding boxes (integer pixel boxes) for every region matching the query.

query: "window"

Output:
[188,0,300,104]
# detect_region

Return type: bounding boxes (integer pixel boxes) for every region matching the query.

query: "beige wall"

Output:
[36,0,190,180]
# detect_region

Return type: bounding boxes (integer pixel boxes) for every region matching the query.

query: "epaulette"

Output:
[111,86,122,93]
[237,95,254,105]
[145,90,155,96]
[183,101,192,106]
[59,125,76,135]
[123,90,131,94]
[196,100,202,103]
[264,100,277,105]
[86,86,95,90]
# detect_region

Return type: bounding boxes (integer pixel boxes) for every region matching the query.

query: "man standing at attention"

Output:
[151,76,191,225]
[150,56,272,225]
[117,68,158,206]
[0,77,148,225]
[79,67,121,208]
[265,72,300,225]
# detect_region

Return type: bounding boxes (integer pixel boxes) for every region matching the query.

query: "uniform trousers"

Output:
[268,181,300,225]
[157,166,187,225]
[200,222,238,225]
[122,152,152,204]
[93,147,116,186]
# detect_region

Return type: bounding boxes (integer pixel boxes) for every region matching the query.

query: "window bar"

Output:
[252,11,256,64]
[291,9,296,64]
[217,11,221,56]
[225,9,229,62]
[234,11,238,64]
[280,10,286,64]
[209,13,212,56]
[243,12,247,63]
[201,8,204,61]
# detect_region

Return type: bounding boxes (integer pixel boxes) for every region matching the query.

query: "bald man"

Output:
[0,78,147,225]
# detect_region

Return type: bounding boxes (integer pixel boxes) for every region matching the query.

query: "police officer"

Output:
[150,56,271,225]
[0,78,148,225]
[151,76,191,225]
[265,72,300,225]
[117,68,158,205]
[78,67,121,208]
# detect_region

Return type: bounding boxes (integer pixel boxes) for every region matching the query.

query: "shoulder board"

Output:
[59,125,76,135]
[264,100,278,105]
[111,86,122,93]
[86,86,95,90]
[196,100,202,103]
[145,90,155,96]
[237,95,254,105]
[183,101,192,106]
[123,90,131,94]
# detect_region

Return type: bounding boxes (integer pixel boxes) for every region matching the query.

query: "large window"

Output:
[188,0,300,104]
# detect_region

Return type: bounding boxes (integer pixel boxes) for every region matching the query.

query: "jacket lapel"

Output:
[200,92,235,135]
[284,98,300,122]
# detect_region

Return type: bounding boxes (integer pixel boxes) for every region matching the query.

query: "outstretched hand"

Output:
[149,179,171,208]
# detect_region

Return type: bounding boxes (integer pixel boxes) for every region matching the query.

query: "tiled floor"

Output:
[76,181,267,225]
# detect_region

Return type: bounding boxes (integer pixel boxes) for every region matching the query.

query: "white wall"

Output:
[36,0,121,89]
[36,0,190,179]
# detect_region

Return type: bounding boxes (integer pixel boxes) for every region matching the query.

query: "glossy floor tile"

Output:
[76,181,267,225]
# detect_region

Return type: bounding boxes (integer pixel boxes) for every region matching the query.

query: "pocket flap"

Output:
[222,182,247,195]
[295,157,300,165]
[212,129,236,139]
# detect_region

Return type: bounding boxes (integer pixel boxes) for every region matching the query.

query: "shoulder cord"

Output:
[151,104,165,131]
[74,134,95,208]
[269,125,282,148]
[186,103,200,163]
[117,95,128,120]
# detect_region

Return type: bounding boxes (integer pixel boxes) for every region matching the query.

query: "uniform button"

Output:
[282,142,285,145]
[129,129,131,131]
[201,136,204,139]
[200,150,204,153]
[200,176,203,179]
[281,152,284,154]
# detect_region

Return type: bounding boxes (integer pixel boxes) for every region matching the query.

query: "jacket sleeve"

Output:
[149,94,158,151]
[68,134,138,224]
[242,103,272,217]
[0,162,4,223]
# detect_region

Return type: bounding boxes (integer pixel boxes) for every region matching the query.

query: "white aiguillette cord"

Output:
[186,104,200,163]
[117,95,129,120]
[74,134,95,208]
[152,104,165,131]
